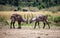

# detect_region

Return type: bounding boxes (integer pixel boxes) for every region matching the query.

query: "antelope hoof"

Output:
[18,27,21,29]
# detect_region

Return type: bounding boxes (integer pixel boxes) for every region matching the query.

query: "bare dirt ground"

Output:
[0,26,60,38]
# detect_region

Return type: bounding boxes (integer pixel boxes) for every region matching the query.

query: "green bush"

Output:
[54,16,60,23]
[46,15,60,23]
[46,15,60,26]
[37,2,47,10]
[53,16,60,26]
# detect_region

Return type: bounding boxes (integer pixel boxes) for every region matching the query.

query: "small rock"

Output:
[37,36,40,38]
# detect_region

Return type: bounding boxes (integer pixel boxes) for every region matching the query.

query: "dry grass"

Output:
[0,11,60,20]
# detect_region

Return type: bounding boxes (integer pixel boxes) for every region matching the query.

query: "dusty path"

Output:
[0,28,60,38]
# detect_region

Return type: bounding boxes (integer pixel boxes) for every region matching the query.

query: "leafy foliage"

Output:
[54,16,60,23]
[0,0,60,10]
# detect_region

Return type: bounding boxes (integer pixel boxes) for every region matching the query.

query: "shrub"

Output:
[54,16,60,23]
[54,16,60,26]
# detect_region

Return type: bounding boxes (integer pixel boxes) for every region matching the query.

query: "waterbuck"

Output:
[30,15,50,29]
[10,14,27,29]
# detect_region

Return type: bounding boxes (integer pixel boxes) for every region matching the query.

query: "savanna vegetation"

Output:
[0,11,60,29]
[0,0,60,38]
[0,0,60,28]
[0,0,60,11]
